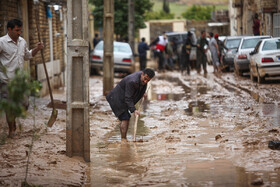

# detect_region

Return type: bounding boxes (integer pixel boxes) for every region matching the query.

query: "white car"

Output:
[90,41,135,74]
[233,35,271,76]
[249,37,280,83]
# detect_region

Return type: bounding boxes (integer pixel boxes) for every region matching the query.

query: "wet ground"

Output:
[1,65,280,186]
[88,70,280,187]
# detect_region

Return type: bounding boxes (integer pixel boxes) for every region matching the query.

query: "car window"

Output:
[114,43,132,53]
[225,39,241,49]
[254,41,262,53]
[241,38,262,49]
[262,39,280,51]
[95,42,103,50]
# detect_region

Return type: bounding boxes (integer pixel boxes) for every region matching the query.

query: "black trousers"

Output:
[139,55,147,70]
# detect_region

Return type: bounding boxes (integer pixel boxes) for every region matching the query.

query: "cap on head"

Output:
[214,34,219,38]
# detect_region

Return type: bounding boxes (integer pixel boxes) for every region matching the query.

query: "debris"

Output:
[215,134,222,141]
[251,178,263,186]
[268,129,279,133]
[268,141,280,150]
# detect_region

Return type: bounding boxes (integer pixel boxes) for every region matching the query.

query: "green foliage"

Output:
[181,5,215,21]
[0,68,42,118]
[90,0,153,38]
[163,0,170,14]
[145,10,174,20]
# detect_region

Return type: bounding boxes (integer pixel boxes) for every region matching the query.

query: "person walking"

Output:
[0,19,44,138]
[165,39,175,70]
[180,31,194,75]
[138,37,150,70]
[196,31,209,74]
[209,32,221,73]
[150,32,168,72]
[253,13,260,36]
[93,33,101,48]
[106,68,155,140]
[215,34,228,69]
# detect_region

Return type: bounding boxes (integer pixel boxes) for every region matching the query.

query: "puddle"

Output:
[185,101,210,117]
[260,103,280,127]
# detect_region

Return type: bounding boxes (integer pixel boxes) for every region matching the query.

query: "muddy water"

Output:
[88,74,280,186]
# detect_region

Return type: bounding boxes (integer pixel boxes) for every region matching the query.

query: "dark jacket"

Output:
[138,42,149,56]
[106,71,147,118]
[181,37,194,55]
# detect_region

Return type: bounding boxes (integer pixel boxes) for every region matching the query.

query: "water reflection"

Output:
[260,103,280,127]
[185,101,210,117]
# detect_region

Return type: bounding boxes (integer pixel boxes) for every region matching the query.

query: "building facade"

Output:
[230,0,280,36]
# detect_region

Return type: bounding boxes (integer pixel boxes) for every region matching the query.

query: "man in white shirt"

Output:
[0,19,44,138]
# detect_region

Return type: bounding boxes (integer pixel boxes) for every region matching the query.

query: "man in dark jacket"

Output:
[106,68,155,140]
[138,37,150,70]
[181,31,194,75]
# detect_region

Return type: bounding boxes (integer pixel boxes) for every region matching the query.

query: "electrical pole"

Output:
[103,0,114,95]
[66,0,90,162]
[128,0,135,54]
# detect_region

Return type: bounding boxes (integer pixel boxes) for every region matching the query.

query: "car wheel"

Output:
[250,66,256,82]
[250,71,256,82]
[257,68,265,84]
[234,66,241,76]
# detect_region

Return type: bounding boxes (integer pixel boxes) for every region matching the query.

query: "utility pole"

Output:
[103,0,114,95]
[66,0,90,162]
[128,0,135,54]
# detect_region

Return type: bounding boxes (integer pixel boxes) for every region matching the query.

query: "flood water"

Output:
[87,75,280,186]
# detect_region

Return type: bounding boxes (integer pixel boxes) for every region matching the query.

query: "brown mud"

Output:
[1,67,280,186]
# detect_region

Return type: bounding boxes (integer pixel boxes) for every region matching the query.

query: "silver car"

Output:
[234,35,271,76]
[249,37,280,83]
[221,36,244,71]
[90,41,135,74]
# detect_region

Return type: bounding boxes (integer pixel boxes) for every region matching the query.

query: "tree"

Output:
[163,0,170,14]
[90,0,153,39]
[181,5,215,21]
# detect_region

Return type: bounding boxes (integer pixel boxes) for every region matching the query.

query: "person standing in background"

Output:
[196,31,209,75]
[253,13,260,36]
[150,32,168,72]
[93,33,101,48]
[181,31,194,75]
[209,32,221,73]
[138,37,150,70]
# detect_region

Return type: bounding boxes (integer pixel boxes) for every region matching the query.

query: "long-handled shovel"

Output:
[34,4,57,127]
[133,84,150,142]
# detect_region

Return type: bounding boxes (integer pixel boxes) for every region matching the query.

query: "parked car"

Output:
[233,35,271,76]
[221,36,244,71]
[90,41,135,74]
[249,37,280,83]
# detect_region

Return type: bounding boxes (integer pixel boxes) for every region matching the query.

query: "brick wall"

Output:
[261,0,277,8]
[0,0,20,36]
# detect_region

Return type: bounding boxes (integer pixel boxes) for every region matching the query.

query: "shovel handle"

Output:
[34,5,55,108]
[133,84,150,142]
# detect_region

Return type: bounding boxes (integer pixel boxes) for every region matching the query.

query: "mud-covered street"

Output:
[88,69,280,186]
[1,66,280,186]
